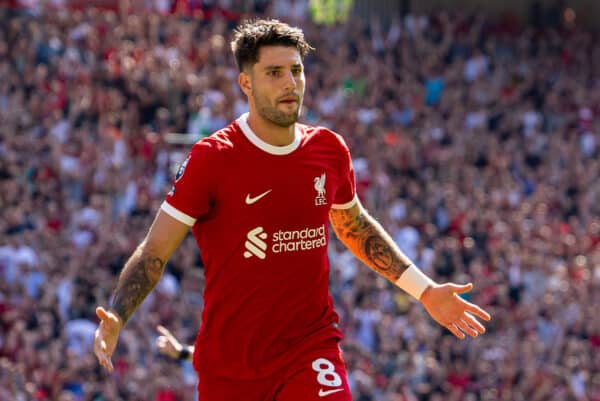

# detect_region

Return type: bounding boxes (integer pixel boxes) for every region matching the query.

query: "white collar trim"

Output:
[236,113,301,155]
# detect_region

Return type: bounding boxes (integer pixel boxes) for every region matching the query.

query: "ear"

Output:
[238,72,252,96]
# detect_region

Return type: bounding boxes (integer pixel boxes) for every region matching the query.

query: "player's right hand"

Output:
[93,306,123,373]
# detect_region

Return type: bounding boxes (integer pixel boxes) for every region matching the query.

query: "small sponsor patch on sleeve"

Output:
[175,156,190,182]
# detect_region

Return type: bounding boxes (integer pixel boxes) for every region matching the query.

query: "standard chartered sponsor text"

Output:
[272,224,326,253]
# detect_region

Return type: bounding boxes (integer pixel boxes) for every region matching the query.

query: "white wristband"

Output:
[395,264,436,300]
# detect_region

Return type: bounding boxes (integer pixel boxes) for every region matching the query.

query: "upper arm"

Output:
[144,138,221,259]
[331,133,356,208]
[142,209,191,262]
[329,198,365,235]
[164,139,221,225]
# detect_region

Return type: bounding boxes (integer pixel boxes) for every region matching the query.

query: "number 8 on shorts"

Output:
[311,358,342,387]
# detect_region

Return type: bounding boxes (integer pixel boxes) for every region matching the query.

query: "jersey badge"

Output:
[314,173,327,206]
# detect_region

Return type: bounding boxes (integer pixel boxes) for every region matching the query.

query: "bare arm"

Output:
[95,209,190,372]
[329,200,414,283]
[330,199,491,339]
[110,209,190,326]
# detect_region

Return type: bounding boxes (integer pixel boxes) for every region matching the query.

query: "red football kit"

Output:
[161,113,356,400]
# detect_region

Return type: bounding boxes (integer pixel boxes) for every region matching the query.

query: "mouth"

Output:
[278,96,299,104]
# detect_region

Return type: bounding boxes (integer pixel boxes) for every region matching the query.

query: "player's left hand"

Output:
[419,283,491,339]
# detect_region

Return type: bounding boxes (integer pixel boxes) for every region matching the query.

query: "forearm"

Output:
[329,205,414,283]
[331,204,490,339]
[111,243,166,326]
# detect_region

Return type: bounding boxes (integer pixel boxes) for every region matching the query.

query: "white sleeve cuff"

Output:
[331,194,358,209]
[394,265,435,300]
[160,201,196,226]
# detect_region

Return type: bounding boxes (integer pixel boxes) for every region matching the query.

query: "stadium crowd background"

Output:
[1,0,600,400]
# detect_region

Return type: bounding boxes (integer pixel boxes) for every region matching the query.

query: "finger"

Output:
[96,306,109,321]
[94,339,114,373]
[156,336,167,347]
[98,353,114,373]
[447,324,465,339]
[156,325,175,340]
[93,331,106,356]
[455,319,479,337]
[464,302,492,321]
[447,282,473,294]
[100,357,114,373]
[97,337,112,357]
[463,312,486,334]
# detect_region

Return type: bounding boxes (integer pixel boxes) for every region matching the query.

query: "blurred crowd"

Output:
[1,1,600,400]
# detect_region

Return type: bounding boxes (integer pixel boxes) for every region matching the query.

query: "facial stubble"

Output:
[253,89,302,128]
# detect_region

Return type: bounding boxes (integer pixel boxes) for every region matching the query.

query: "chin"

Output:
[272,115,298,127]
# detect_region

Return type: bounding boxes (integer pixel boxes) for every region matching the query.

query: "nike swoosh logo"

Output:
[245,189,272,205]
[318,388,344,397]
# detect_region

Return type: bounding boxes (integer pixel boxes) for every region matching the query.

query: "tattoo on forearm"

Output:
[330,208,412,282]
[364,236,395,272]
[111,252,165,325]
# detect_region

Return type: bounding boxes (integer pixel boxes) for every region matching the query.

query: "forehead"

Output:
[255,45,303,67]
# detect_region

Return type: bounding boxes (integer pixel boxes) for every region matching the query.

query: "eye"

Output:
[267,70,281,77]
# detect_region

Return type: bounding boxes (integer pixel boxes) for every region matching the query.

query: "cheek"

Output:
[298,76,306,92]
[253,87,274,106]
[251,80,266,95]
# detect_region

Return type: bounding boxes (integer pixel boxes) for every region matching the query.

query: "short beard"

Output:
[257,104,300,127]
[254,95,301,127]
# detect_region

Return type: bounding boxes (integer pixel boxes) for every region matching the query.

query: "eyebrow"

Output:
[263,64,303,70]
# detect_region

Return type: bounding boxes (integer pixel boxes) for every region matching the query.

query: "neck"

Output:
[246,112,296,146]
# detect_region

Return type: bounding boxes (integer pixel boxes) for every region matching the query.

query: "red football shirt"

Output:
[161,113,357,379]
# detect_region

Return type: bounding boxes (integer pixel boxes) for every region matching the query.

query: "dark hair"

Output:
[230,19,314,72]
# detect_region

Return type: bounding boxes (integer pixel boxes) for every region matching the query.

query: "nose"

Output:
[283,70,297,91]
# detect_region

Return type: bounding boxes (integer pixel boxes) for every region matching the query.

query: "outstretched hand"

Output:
[93,306,123,373]
[420,283,491,339]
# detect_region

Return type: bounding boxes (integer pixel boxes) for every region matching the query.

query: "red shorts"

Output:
[197,342,351,401]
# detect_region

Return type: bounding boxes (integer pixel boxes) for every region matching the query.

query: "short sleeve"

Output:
[332,135,357,209]
[161,140,219,226]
